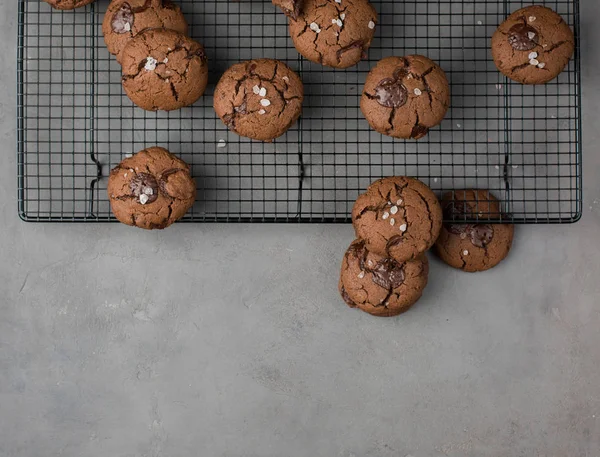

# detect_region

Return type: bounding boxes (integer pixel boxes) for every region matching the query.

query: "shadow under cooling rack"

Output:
[17,0,582,223]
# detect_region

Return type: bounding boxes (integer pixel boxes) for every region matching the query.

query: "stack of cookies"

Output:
[339,177,442,317]
[102,0,209,111]
[339,178,516,317]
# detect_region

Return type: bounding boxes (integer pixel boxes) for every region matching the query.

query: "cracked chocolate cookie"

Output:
[492,6,575,85]
[103,0,188,64]
[339,239,429,317]
[289,0,378,69]
[352,177,443,263]
[121,28,208,111]
[107,147,196,230]
[361,55,450,140]
[434,190,514,272]
[213,59,304,141]
[43,0,94,9]
[272,0,304,20]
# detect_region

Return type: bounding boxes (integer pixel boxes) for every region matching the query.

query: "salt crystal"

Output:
[139,194,149,205]
[252,85,260,94]
[260,99,271,107]
[144,56,157,71]
[414,88,422,96]
[399,224,407,232]
[309,22,321,33]
[368,21,375,29]
[217,139,227,148]
[382,212,389,220]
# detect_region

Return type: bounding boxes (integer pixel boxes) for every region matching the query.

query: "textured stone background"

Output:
[1,1,599,456]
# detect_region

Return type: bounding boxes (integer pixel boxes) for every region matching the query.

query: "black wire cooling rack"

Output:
[17,0,582,223]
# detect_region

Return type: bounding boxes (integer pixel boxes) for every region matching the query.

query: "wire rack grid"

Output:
[17,0,582,223]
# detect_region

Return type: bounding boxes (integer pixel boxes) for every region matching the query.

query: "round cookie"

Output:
[103,0,188,64]
[339,239,429,317]
[289,0,378,69]
[43,0,94,9]
[360,55,450,139]
[213,59,304,141]
[434,190,514,272]
[121,29,208,112]
[107,147,196,230]
[352,177,443,263]
[272,0,304,19]
[492,6,575,85]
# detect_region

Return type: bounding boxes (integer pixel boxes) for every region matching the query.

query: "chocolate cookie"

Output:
[352,177,443,263]
[434,190,514,272]
[492,6,575,85]
[43,0,94,9]
[103,0,188,64]
[213,59,304,141]
[289,0,378,69]
[121,28,208,111]
[107,147,196,230]
[339,239,429,317]
[272,0,303,19]
[361,55,450,139]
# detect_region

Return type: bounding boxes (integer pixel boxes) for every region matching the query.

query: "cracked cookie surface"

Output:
[492,6,574,85]
[352,177,443,263]
[434,190,514,272]
[43,0,94,9]
[289,0,378,69]
[339,239,429,317]
[361,55,450,139]
[108,147,196,230]
[272,0,304,20]
[103,0,188,64]
[213,59,304,141]
[121,28,208,111]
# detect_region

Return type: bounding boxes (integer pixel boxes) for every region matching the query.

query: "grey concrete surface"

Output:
[1,1,600,456]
